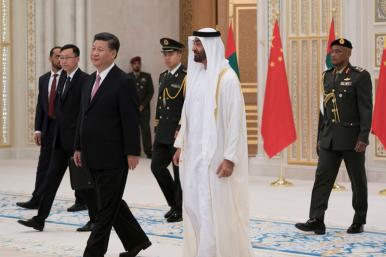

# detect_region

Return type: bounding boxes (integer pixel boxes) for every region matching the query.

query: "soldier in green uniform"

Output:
[295,38,372,235]
[151,38,186,223]
[128,56,154,158]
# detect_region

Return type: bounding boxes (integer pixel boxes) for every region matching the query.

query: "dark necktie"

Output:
[48,74,58,118]
[62,76,71,98]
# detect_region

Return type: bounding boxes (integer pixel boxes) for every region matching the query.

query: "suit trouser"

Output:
[35,145,97,223]
[139,107,152,156]
[151,142,182,213]
[83,167,148,257]
[31,119,55,203]
[309,147,368,224]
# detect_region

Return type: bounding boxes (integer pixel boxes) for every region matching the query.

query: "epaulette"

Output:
[324,67,334,73]
[352,66,366,72]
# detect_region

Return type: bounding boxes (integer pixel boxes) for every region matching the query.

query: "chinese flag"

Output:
[372,43,386,148]
[261,20,297,158]
[225,22,240,78]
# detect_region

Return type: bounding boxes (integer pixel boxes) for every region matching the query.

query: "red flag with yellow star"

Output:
[261,20,297,158]
[372,41,386,148]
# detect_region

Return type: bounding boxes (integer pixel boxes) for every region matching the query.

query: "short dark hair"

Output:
[49,46,61,57]
[60,44,80,57]
[93,32,120,57]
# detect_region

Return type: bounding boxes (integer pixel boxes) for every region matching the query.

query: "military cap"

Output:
[160,38,184,52]
[330,38,353,49]
[130,56,141,64]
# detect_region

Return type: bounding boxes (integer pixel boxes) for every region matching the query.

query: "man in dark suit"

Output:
[16,46,65,209]
[151,38,186,223]
[18,44,96,232]
[128,56,154,158]
[295,38,373,235]
[73,33,150,257]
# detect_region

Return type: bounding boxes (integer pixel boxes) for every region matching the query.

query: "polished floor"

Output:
[0,159,386,257]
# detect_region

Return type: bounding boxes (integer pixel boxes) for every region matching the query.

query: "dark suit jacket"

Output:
[127,71,154,109]
[35,71,66,139]
[319,64,373,150]
[53,68,88,154]
[75,65,140,169]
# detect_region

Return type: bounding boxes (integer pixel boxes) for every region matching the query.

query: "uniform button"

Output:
[160,116,162,119]
[332,89,335,93]
[350,123,353,126]
[344,90,347,92]
[166,117,169,120]
[332,119,335,123]
[167,107,170,110]
[159,96,162,99]
[338,93,343,98]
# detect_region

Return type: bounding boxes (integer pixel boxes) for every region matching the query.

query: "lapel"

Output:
[42,73,50,113]
[62,68,81,101]
[86,65,118,112]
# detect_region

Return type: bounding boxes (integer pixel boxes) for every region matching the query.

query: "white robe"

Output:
[175,69,254,257]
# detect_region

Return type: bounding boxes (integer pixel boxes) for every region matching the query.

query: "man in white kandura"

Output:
[173,28,254,257]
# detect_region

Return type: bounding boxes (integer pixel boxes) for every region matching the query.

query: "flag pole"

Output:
[378,37,386,196]
[271,151,293,186]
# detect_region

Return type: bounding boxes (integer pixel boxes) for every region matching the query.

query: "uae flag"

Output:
[320,18,336,116]
[372,40,386,148]
[225,22,240,78]
[261,20,297,158]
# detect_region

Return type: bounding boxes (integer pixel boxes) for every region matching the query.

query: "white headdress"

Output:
[185,28,230,164]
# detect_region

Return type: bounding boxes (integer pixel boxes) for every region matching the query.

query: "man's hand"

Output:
[173,148,181,166]
[74,150,82,167]
[128,156,139,170]
[216,159,234,178]
[354,140,367,153]
[139,105,144,112]
[34,132,41,146]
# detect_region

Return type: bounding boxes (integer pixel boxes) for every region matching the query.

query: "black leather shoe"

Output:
[17,217,44,231]
[295,218,326,235]
[67,203,87,212]
[347,223,364,234]
[167,211,182,223]
[164,208,175,219]
[76,221,94,232]
[119,240,152,257]
[16,200,39,209]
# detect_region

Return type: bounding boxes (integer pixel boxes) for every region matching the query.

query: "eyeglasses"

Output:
[59,56,77,61]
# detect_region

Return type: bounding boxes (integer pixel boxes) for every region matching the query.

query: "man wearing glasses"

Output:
[18,44,97,232]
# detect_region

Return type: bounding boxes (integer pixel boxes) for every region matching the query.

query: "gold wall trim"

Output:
[0,0,11,147]
[26,0,36,144]
[286,0,342,165]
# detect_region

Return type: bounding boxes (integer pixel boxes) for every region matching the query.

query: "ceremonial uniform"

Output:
[128,68,154,158]
[151,38,186,222]
[310,63,372,225]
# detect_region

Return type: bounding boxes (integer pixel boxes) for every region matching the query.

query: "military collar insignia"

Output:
[343,77,351,81]
[175,73,178,78]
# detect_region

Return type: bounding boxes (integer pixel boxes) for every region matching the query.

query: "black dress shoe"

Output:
[295,218,326,235]
[347,223,364,234]
[119,240,152,257]
[76,221,94,232]
[67,203,87,212]
[17,217,44,231]
[16,200,39,209]
[167,211,182,223]
[164,208,175,219]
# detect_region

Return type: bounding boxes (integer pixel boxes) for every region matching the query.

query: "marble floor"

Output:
[0,159,386,257]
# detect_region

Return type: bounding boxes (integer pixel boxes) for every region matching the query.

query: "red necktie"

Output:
[91,74,101,100]
[48,74,58,118]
